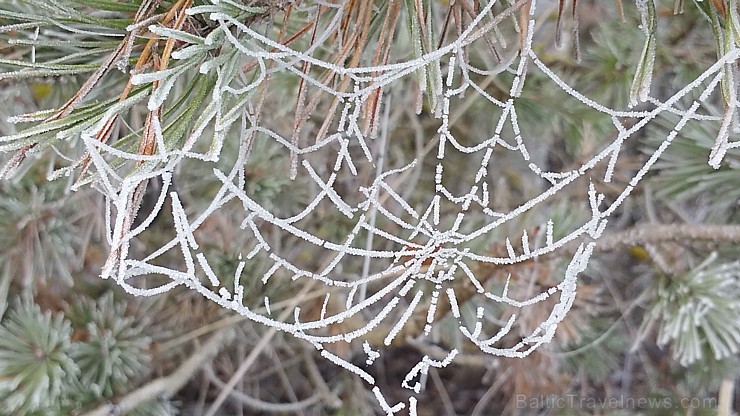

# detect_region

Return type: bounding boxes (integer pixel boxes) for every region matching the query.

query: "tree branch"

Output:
[593,224,740,251]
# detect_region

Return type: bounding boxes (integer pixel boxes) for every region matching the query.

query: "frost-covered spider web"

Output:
[76,0,738,412]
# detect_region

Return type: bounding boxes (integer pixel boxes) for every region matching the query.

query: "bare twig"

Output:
[204,366,322,413]
[718,377,735,416]
[303,349,343,408]
[471,367,512,416]
[593,224,740,251]
[429,368,457,416]
[204,280,317,416]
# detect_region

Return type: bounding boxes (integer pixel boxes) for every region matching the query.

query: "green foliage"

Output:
[0,298,78,415]
[0,178,88,287]
[641,254,740,367]
[646,111,740,222]
[67,292,152,399]
[0,293,157,414]
[128,398,180,416]
[630,0,658,106]
[561,318,630,381]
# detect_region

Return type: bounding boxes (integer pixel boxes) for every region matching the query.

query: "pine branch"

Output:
[80,327,234,416]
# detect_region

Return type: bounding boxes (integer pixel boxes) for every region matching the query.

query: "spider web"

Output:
[72,0,738,413]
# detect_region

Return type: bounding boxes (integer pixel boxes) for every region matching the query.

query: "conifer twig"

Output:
[80,327,234,416]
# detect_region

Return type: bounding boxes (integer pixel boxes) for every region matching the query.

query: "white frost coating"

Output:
[401,350,458,394]
[373,386,405,415]
[384,290,424,346]
[409,397,418,416]
[446,287,461,319]
[67,0,740,411]
[319,293,330,320]
[130,66,183,85]
[148,65,193,111]
[321,350,374,384]
[364,341,380,365]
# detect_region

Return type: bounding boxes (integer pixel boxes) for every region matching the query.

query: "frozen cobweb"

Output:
[69,0,738,412]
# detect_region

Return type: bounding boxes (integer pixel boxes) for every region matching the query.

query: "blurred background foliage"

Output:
[0,0,739,415]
